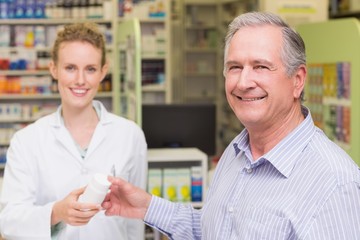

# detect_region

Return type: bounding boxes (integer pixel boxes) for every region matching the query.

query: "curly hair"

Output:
[51,22,107,66]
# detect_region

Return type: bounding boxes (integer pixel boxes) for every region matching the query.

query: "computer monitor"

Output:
[142,103,216,156]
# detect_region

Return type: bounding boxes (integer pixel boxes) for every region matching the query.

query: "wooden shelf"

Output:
[330,10,360,19]
[0,70,49,76]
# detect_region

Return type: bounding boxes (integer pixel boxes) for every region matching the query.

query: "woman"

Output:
[0,22,147,240]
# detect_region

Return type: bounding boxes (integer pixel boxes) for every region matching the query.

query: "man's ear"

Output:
[293,65,306,99]
[48,60,58,81]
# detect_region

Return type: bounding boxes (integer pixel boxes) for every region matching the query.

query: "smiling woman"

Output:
[49,40,107,125]
[49,23,109,119]
[0,22,147,240]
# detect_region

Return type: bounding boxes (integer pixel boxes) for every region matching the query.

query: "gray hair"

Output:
[223,12,306,78]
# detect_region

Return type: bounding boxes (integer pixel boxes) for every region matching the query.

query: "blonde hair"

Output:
[51,22,107,66]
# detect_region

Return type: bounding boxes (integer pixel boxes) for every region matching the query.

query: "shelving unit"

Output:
[117,18,142,124]
[0,16,116,164]
[0,0,176,161]
[180,0,220,104]
[216,0,251,154]
[146,147,208,240]
[139,16,171,104]
[0,17,116,102]
[147,147,208,206]
[297,18,360,166]
[119,1,172,105]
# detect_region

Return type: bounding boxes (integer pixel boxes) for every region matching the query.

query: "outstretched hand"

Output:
[102,176,152,220]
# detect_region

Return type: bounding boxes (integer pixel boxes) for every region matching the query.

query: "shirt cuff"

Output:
[144,195,177,234]
[51,222,66,240]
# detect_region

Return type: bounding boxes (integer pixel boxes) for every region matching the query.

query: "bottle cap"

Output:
[91,173,111,191]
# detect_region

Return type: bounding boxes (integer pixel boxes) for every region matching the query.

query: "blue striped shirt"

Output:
[144,107,360,239]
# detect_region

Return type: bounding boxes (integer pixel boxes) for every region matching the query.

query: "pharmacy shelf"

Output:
[183,0,218,5]
[0,70,50,76]
[0,94,60,100]
[297,18,360,166]
[147,148,208,207]
[142,84,166,92]
[0,45,113,52]
[136,8,172,104]
[134,18,166,23]
[141,55,166,60]
[0,118,38,123]
[0,18,112,25]
[184,48,217,52]
[185,24,217,29]
[185,72,216,77]
[0,92,112,100]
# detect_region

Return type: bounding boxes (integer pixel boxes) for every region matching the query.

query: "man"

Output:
[102,12,360,239]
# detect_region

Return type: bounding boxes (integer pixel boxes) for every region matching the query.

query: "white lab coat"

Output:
[0,101,147,240]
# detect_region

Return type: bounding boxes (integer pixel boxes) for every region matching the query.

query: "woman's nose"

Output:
[76,71,86,85]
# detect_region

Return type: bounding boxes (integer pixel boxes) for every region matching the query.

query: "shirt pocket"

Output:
[243,207,292,240]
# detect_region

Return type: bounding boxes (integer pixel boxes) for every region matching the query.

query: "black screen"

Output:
[142,103,216,156]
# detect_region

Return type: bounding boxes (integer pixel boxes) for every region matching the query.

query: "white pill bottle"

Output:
[79,173,111,204]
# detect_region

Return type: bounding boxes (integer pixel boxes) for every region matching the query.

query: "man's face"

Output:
[223,25,304,132]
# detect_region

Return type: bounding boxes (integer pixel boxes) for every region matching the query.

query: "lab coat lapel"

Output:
[86,122,106,159]
[50,101,110,161]
[50,109,83,161]
[54,125,83,161]
[85,102,111,159]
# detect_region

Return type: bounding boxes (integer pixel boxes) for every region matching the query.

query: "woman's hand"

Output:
[51,187,101,226]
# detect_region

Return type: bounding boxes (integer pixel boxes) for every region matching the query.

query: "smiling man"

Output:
[101,12,360,239]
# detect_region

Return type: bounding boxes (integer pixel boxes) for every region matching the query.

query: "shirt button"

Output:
[246,168,253,174]
[228,207,234,213]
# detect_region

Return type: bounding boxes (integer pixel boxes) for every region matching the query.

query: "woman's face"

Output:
[49,41,108,111]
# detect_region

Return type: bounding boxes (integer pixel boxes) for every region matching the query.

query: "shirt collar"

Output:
[233,106,316,178]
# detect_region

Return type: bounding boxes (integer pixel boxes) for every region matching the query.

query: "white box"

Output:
[147,168,163,197]
[258,0,329,27]
[147,148,208,206]
[177,168,191,202]
[163,168,178,201]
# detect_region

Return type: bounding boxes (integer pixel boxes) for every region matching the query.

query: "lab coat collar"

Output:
[50,100,112,128]
[49,100,113,161]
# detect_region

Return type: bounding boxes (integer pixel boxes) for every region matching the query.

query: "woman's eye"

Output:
[65,65,75,71]
[87,67,97,73]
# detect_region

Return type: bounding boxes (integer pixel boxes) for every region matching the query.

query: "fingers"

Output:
[75,201,101,211]
[68,203,101,225]
[70,186,87,202]
[101,201,111,210]
[72,186,86,195]
[68,208,100,226]
[107,175,126,185]
[52,190,101,226]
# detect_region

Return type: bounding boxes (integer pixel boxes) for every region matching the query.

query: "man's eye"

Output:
[254,65,268,70]
[229,66,240,71]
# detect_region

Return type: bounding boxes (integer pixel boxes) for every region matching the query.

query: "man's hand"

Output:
[102,176,152,220]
